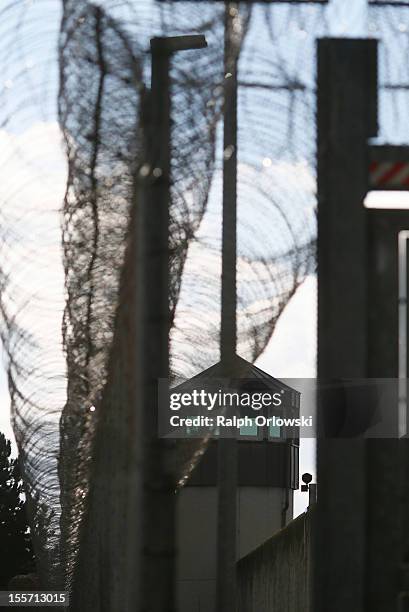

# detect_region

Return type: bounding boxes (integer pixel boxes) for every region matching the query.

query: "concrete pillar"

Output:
[316,38,377,612]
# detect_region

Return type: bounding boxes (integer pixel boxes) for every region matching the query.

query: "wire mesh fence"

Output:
[0,0,408,603]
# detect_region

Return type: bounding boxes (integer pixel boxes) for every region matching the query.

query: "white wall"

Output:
[177,486,291,612]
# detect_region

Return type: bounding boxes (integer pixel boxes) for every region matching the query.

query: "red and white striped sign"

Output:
[369,161,409,190]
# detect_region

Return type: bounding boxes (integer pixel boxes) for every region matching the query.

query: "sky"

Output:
[257,275,317,517]
[0,120,67,456]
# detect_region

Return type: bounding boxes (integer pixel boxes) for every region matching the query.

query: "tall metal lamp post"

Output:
[140,33,207,612]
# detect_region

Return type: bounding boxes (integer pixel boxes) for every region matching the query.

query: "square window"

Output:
[239,421,258,437]
[269,423,281,439]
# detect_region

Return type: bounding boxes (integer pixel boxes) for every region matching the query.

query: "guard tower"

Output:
[176,353,300,612]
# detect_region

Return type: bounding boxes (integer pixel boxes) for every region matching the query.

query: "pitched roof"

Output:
[173,353,299,396]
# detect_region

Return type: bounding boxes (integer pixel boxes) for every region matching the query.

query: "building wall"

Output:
[177,486,292,612]
[237,507,314,612]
